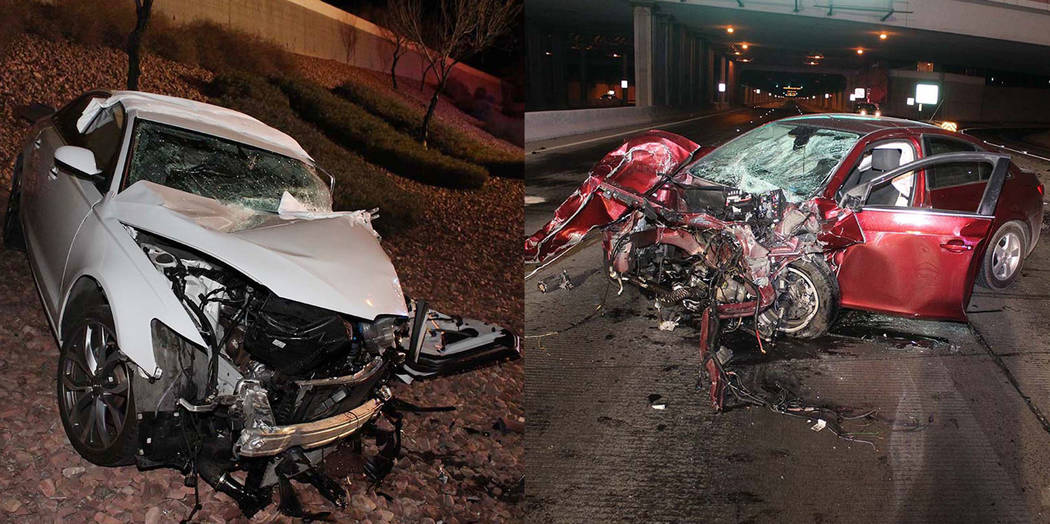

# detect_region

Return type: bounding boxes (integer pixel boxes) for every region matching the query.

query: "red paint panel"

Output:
[837,209,991,320]
[524,131,699,266]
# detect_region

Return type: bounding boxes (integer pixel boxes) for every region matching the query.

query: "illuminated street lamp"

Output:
[741,43,749,49]
[621,79,629,89]
[856,48,864,55]
[879,32,888,40]
[726,26,734,33]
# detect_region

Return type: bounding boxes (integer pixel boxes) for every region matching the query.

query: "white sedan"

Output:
[3,90,518,518]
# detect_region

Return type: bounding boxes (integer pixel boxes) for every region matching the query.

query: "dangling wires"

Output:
[706,355,880,450]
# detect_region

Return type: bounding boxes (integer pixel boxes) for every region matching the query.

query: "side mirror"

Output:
[54,146,102,181]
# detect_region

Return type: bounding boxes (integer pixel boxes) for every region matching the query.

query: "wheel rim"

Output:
[758,266,820,334]
[59,321,130,451]
[991,230,1022,281]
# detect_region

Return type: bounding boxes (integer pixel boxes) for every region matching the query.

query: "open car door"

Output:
[835,152,1011,321]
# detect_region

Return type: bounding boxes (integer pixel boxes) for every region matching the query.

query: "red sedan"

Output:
[525,114,1044,335]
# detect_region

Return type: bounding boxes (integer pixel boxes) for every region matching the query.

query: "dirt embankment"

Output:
[0,34,522,523]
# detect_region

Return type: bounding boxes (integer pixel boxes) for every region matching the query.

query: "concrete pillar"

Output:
[550,32,568,109]
[633,4,653,107]
[705,47,715,104]
[579,49,588,107]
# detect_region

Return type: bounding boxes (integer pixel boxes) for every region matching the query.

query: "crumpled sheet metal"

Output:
[524,131,699,272]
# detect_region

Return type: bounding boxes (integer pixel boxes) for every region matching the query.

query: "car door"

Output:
[836,152,1010,321]
[25,95,120,312]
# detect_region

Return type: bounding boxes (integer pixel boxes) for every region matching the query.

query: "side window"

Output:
[838,140,917,208]
[80,105,127,178]
[52,94,102,143]
[927,161,991,190]
[925,161,992,213]
[924,136,978,156]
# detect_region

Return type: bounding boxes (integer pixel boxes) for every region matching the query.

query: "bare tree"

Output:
[126,0,155,90]
[378,4,411,90]
[390,0,519,147]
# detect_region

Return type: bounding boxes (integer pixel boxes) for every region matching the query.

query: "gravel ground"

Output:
[0,34,522,523]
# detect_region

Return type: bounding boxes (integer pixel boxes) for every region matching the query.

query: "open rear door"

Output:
[835,152,1011,320]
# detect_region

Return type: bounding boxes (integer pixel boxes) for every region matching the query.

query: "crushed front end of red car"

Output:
[525,131,864,411]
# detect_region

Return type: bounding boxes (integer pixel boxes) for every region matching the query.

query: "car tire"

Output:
[3,154,26,251]
[979,221,1027,290]
[759,255,839,340]
[56,304,139,467]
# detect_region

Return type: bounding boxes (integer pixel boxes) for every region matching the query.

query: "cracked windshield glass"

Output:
[125,120,332,213]
[686,122,861,201]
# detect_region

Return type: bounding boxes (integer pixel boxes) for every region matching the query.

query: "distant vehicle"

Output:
[854,102,881,116]
[600,92,618,101]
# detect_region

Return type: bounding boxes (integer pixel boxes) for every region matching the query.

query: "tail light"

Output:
[1038,183,1044,197]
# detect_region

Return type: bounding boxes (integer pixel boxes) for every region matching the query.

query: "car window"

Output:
[926,161,991,190]
[80,105,126,180]
[924,160,992,213]
[124,120,332,214]
[838,140,917,207]
[924,136,977,156]
[52,94,104,143]
[684,122,861,202]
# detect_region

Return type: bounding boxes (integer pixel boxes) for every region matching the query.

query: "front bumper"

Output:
[235,398,383,457]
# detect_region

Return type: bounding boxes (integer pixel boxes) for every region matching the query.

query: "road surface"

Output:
[524,104,1050,523]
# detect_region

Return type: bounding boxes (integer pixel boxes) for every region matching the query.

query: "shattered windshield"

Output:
[685,122,861,202]
[124,120,332,213]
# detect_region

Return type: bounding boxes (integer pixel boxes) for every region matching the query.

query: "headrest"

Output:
[871,148,902,171]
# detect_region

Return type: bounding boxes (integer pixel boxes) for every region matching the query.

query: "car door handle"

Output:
[48,165,59,180]
[940,239,973,252]
[33,138,42,149]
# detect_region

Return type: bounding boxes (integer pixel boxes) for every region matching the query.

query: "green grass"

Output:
[276,77,489,189]
[334,81,523,178]
[209,73,422,235]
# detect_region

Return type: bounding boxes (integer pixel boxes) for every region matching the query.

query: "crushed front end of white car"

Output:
[4,91,519,518]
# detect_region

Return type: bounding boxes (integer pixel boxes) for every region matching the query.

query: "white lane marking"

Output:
[525,195,547,205]
[527,108,749,155]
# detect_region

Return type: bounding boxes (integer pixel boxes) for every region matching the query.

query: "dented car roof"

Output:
[98,90,313,162]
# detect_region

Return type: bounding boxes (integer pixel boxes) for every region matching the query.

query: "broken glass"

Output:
[684,122,861,202]
[125,120,332,214]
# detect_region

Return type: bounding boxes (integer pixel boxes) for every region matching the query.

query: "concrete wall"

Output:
[525,105,695,143]
[152,0,509,107]
[882,70,1050,124]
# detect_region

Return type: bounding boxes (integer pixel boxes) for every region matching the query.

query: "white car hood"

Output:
[109,181,408,320]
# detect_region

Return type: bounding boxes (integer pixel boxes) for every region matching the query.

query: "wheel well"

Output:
[59,276,108,343]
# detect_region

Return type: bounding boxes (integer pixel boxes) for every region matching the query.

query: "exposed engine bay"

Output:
[126,228,518,519]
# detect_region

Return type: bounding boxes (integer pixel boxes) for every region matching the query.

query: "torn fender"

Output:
[524,131,700,271]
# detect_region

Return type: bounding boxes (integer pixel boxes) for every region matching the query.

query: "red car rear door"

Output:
[836,152,1011,321]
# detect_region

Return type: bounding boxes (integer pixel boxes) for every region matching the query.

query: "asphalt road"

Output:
[524,104,1050,523]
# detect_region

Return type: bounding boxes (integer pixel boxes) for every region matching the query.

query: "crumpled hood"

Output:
[109,181,408,320]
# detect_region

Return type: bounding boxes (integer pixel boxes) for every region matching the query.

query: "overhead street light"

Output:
[741,43,749,49]
[879,32,888,40]
[726,26,735,33]
[856,48,864,55]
